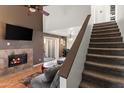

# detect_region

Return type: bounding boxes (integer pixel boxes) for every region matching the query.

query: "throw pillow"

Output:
[44,65,60,82]
[50,71,60,88]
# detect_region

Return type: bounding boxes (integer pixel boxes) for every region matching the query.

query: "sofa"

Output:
[31,65,60,88]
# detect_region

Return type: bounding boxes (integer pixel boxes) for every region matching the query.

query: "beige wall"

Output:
[0,5,43,65]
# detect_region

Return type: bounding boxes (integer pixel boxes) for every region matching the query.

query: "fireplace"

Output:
[8,53,27,67]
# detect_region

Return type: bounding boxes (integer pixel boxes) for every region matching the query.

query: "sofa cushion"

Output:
[40,73,48,82]
[44,65,60,82]
[31,74,51,88]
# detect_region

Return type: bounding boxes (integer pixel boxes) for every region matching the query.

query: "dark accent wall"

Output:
[33,6,43,65]
[0,40,32,49]
[0,30,43,65]
[33,31,44,65]
[0,6,43,65]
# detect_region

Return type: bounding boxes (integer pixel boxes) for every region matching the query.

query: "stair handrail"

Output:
[58,15,91,79]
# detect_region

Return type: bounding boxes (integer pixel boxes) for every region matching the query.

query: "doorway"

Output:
[92,5,115,23]
[44,36,59,59]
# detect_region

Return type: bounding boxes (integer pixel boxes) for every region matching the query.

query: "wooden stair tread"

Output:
[90,42,123,44]
[87,53,124,59]
[93,24,117,28]
[86,61,124,71]
[80,81,99,88]
[92,28,119,32]
[88,48,124,50]
[93,25,118,29]
[94,21,116,23]
[92,32,120,35]
[83,70,124,84]
[91,32,121,38]
[91,36,122,39]
[94,21,116,25]
[93,28,119,30]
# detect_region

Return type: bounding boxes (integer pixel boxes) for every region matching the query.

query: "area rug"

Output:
[20,72,42,87]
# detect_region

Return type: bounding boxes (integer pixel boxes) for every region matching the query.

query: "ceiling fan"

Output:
[25,5,50,16]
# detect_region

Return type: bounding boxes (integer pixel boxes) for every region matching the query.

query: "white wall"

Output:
[60,22,92,88]
[66,21,92,88]
[60,6,92,88]
[92,5,110,23]
[60,77,67,88]
[116,5,124,41]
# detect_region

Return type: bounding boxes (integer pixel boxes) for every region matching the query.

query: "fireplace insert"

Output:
[8,53,27,67]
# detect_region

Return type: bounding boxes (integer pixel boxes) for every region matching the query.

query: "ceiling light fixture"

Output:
[25,5,50,16]
[29,7,36,12]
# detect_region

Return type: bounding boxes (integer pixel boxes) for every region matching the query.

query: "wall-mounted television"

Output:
[5,24,33,41]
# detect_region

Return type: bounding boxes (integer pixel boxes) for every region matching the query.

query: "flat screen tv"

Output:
[5,24,33,41]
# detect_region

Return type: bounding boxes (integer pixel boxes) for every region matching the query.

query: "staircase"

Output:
[80,21,124,88]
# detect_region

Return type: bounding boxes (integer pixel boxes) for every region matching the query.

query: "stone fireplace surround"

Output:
[0,48,33,76]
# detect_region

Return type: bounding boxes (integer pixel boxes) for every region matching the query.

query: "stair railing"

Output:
[58,15,91,79]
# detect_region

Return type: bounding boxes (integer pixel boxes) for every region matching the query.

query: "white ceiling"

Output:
[43,5,91,36]
[46,26,81,37]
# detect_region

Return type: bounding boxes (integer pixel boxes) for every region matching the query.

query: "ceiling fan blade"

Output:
[41,10,50,16]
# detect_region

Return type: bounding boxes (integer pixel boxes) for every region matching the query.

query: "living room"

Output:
[0,5,87,88]
[0,1,123,93]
